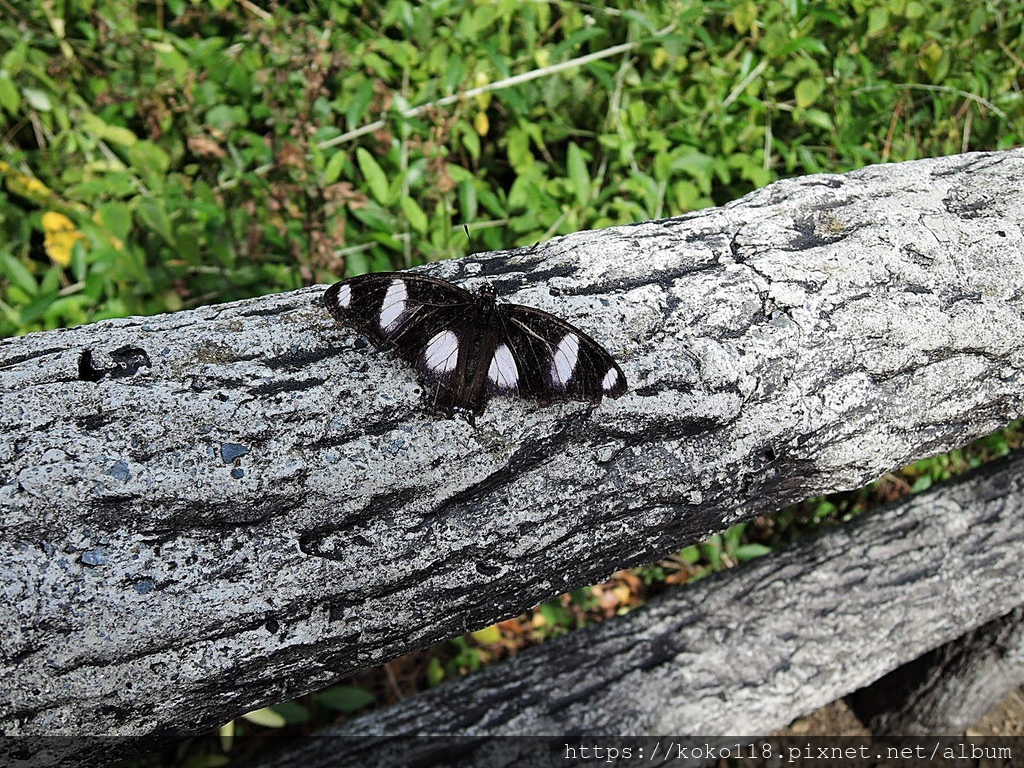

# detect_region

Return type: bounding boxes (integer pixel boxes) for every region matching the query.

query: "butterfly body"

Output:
[324,272,626,422]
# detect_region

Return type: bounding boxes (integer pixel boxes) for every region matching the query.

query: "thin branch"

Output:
[238,0,272,21]
[852,83,1007,120]
[722,59,768,109]
[214,29,674,189]
[318,34,672,151]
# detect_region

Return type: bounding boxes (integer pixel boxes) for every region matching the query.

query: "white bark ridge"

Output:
[1,150,1023,762]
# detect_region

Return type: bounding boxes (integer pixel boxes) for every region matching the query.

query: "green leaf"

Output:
[154,43,189,83]
[240,707,286,728]
[904,1,926,19]
[0,70,20,114]
[356,147,389,204]
[269,701,310,724]
[477,187,505,218]
[723,522,746,549]
[794,79,822,109]
[426,656,445,686]
[911,475,933,493]
[776,36,829,57]
[731,1,758,34]
[461,127,481,161]
[18,291,56,324]
[345,80,376,129]
[471,624,502,645]
[44,294,86,324]
[701,535,723,569]
[315,686,375,713]
[40,264,62,294]
[734,543,772,561]
[323,151,347,184]
[506,128,533,170]
[804,109,834,131]
[1,253,38,296]
[350,201,399,232]
[205,104,246,130]
[345,250,372,276]
[678,545,701,564]
[81,113,139,147]
[866,7,888,37]
[566,142,591,207]
[458,179,478,224]
[134,198,176,247]
[71,240,88,284]
[22,87,52,111]
[673,180,702,210]
[400,196,428,234]
[128,142,171,188]
[813,499,837,521]
[95,202,133,242]
[538,600,572,630]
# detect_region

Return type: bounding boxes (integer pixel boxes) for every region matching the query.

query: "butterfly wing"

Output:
[325,273,628,420]
[492,303,627,405]
[324,273,483,413]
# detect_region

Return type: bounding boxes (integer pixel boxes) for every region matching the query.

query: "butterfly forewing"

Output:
[324,271,627,421]
[324,274,477,349]
[325,273,484,413]
[325,273,480,391]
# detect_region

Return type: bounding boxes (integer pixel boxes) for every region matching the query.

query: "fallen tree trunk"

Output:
[248,450,1024,768]
[2,150,1023,764]
[848,606,1024,735]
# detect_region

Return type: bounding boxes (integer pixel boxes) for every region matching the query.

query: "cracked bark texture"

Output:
[2,150,1023,764]
[249,451,1024,768]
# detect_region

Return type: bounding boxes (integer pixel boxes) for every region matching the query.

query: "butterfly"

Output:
[323,272,627,423]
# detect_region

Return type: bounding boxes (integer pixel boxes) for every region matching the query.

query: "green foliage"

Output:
[663,521,772,584]
[2,0,1022,336]
[312,685,375,714]
[762,418,1022,547]
[534,598,575,639]
[239,701,309,728]
[425,655,445,686]
[432,635,487,682]
[266,700,311,725]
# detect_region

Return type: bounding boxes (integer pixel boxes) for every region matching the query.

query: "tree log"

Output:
[2,150,1023,764]
[251,452,1024,768]
[848,607,1024,735]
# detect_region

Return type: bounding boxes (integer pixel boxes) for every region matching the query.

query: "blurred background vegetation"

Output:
[2,0,1022,763]
[2,0,1021,337]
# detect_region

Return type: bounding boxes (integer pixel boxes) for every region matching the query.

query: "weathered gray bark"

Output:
[249,451,1024,768]
[848,607,1024,735]
[2,150,1023,763]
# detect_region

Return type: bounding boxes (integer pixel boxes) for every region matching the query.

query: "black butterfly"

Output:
[323,272,627,422]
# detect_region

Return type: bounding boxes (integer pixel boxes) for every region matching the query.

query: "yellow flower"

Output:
[42,211,86,267]
[0,161,53,204]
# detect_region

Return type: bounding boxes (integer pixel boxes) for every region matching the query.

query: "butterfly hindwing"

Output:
[324,271,627,420]
[495,304,627,404]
